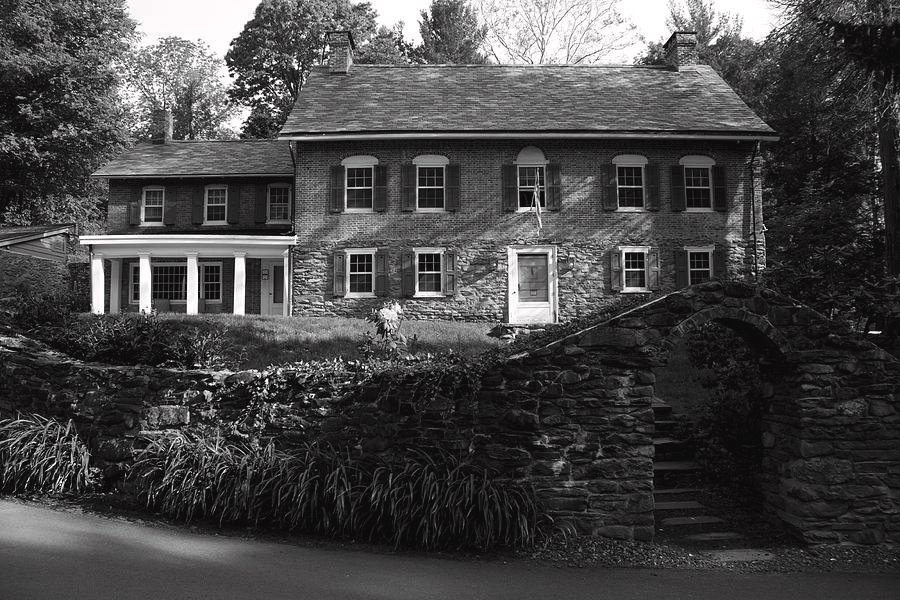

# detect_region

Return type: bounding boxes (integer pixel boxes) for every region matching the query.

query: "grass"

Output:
[154,314,502,369]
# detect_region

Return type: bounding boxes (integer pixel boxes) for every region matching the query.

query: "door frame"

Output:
[507,245,558,324]
[260,258,285,316]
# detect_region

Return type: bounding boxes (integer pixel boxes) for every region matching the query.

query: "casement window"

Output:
[675,246,726,287]
[130,261,222,303]
[141,187,165,224]
[502,146,562,212]
[267,184,290,222]
[330,156,387,213]
[401,248,457,297]
[672,156,727,212]
[610,246,659,293]
[402,156,460,212]
[204,185,228,224]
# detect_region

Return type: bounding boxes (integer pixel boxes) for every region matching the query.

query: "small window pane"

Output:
[349,253,373,293]
[417,253,442,293]
[269,187,290,221]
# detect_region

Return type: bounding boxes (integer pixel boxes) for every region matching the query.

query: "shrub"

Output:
[0,414,98,495]
[359,301,418,360]
[130,432,538,550]
[8,293,76,330]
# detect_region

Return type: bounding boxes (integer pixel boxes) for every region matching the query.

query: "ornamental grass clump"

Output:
[0,414,96,495]
[130,432,538,551]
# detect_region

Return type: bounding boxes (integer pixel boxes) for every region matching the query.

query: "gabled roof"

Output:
[280,64,776,140]
[0,224,73,248]
[93,140,293,178]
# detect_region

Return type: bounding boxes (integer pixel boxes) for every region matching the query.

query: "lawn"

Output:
[158,314,502,370]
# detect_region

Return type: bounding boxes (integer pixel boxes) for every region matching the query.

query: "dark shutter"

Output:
[671,166,685,211]
[129,188,141,225]
[401,164,416,211]
[501,165,518,212]
[610,251,623,291]
[401,252,415,297]
[254,184,268,223]
[191,186,204,225]
[674,250,689,288]
[713,165,728,212]
[645,164,660,211]
[546,163,562,211]
[602,164,618,211]
[714,246,729,279]
[330,166,344,213]
[162,187,176,225]
[226,185,240,224]
[374,250,388,296]
[445,164,461,211]
[443,250,457,296]
[648,249,660,291]
[333,251,346,296]
[373,165,388,212]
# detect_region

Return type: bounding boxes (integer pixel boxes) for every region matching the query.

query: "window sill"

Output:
[344,208,375,214]
[345,292,376,299]
[202,222,229,226]
[684,208,715,213]
[616,207,646,212]
[414,292,444,298]
[266,219,291,225]
[139,222,165,227]
[415,208,447,213]
[620,289,652,294]
[516,207,545,213]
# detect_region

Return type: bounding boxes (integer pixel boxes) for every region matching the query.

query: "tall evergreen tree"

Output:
[356,24,412,64]
[417,0,488,64]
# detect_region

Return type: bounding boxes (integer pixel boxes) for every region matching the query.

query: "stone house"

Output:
[84,31,775,324]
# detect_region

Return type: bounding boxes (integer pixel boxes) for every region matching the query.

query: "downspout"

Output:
[750,141,761,282]
[287,142,298,317]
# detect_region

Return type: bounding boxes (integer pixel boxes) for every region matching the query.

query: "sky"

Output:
[127,0,780,62]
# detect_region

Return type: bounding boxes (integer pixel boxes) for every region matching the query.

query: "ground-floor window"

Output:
[347,251,374,296]
[130,261,223,303]
[416,250,443,295]
[687,248,713,285]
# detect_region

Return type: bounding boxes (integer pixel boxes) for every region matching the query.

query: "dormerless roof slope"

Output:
[93,140,293,178]
[280,64,775,139]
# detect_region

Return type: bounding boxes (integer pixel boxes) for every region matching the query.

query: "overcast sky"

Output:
[127,0,779,61]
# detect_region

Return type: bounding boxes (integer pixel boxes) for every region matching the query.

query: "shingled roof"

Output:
[93,140,293,178]
[280,64,775,139]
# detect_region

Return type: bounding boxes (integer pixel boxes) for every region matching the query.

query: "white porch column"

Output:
[90,253,105,315]
[233,251,246,315]
[282,249,290,317]
[138,252,152,314]
[108,259,121,315]
[186,252,199,315]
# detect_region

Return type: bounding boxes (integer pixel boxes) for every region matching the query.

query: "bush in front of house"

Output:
[0,413,98,495]
[130,431,538,551]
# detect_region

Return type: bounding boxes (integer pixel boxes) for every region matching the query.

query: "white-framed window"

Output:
[342,155,378,212]
[680,155,715,211]
[129,261,222,304]
[204,185,227,224]
[346,248,376,297]
[201,263,223,302]
[516,146,547,211]
[413,155,448,211]
[619,246,651,292]
[414,248,444,296]
[141,187,164,224]
[685,246,714,285]
[268,184,290,222]
[612,155,647,210]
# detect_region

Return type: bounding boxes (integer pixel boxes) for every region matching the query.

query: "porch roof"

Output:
[79,234,297,259]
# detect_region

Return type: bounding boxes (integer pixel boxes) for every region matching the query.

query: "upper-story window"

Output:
[268,184,290,222]
[679,155,715,211]
[343,155,378,212]
[142,187,164,224]
[516,146,546,210]
[612,155,648,210]
[204,185,227,224]
[413,155,449,211]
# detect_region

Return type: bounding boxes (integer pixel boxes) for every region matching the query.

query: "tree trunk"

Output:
[876,74,900,276]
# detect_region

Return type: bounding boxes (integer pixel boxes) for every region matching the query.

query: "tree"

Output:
[122,37,236,140]
[416,0,488,64]
[475,0,636,64]
[355,24,412,64]
[0,0,135,225]
[225,0,379,138]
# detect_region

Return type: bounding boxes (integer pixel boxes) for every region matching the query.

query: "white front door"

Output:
[260,259,284,316]
[508,246,558,324]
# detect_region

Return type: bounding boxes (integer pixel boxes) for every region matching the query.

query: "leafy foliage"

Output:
[359,301,417,360]
[416,0,488,64]
[0,414,98,495]
[355,24,413,65]
[130,432,538,550]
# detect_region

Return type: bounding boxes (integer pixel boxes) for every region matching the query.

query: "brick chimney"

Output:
[325,30,355,74]
[664,31,699,70]
[151,108,173,144]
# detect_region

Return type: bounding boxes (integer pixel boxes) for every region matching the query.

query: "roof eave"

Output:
[0,224,75,248]
[278,130,779,142]
[91,172,294,179]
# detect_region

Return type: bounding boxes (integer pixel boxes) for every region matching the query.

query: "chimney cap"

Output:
[325,30,356,50]
[664,31,698,48]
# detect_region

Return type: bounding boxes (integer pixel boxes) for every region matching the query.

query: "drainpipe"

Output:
[750,142,761,283]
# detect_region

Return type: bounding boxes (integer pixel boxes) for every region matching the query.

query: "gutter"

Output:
[279,131,780,143]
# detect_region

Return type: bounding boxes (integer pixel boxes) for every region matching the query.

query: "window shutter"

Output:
[610,251,623,291]
[373,165,388,212]
[162,187,176,225]
[714,246,729,280]
[227,185,240,224]
[713,166,728,212]
[401,252,415,297]
[645,164,660,211]
[330,166,344,213]
[445,164,461,211]
[647,249,660,291]
[191,186,204,225]
[546,163,562,211]
[333,251,346,297]
[401,164,416,212]
[129,188,141,225]
[254,184,268,223]
[674,250,689,288]
[374,250,388,296]
[602,164,618,211]
[671,166,685,211]
[443,250,457,296]
[501,165,518,212]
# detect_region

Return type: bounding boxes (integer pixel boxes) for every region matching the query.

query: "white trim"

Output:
[507,245,558,325]
[282,132,780,143]
[412,155,449,166]
[680,160,715,211]
[267,183,291,223]
[90,253,104,315]
[614,162,646,211]
[344,162,375,212]
[516,164,546,213]
[79,234,297,259]
[413,247,445,297]
[415,164,446,212]
[141,186,165,225]
[618,246,651,293]
[612,154,649,166]
[515,146,547,165]
[203,184,228,225]
[341,155,379,167]
[679,155,716,166]
[684,246,714,285]
[128,260,223,305]
[94,173,292,180]
[345,248,377,298]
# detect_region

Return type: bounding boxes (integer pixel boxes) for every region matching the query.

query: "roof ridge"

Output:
[313,63,679,70]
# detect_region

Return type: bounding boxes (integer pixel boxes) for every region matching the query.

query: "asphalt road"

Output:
[1,500,898,600]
